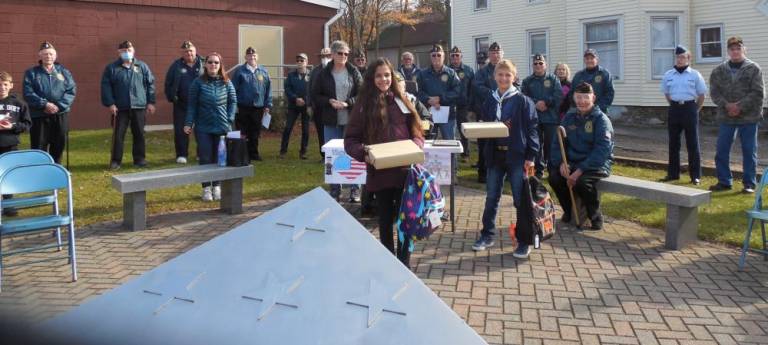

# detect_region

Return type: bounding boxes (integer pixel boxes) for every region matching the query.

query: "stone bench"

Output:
[596,175,711,250]
[112,164,254,231]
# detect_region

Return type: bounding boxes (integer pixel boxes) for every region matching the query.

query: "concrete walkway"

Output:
[1,187,766,344]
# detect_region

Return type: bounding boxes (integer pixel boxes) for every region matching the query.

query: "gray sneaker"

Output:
[472,236,495,251]
[512,244,532,259]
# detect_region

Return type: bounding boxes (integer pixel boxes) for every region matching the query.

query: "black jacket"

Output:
[0,94,32,147]
[310,62,362,126]
[164,56,204,103]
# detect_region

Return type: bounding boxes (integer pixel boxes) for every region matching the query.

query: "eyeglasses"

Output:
[533,62,544,66]
[336,52,349,56]
[431,54,442,57]
[206,60,220,65]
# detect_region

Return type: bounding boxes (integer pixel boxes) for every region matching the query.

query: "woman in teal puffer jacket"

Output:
[184,52,237,201]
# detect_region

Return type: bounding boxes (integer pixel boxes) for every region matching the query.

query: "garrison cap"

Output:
[450,46,462,54]
[353,49,366,59]
[674,45,688,55]
[727,36,744,48]
[488,42,501,51]
[296,53,308,60]
[532,54,545,62]
[245,46,256,55]
[118,40,134,49]
[319,47,331,56]
[39,41,55,51]
[430,44,444,53]
[180,40,195,49]
[583,48,598,58]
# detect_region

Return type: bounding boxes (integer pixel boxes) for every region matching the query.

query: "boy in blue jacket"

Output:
[472,60,539,259]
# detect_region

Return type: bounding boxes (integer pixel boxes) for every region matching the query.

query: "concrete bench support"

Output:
[597,175,711,250]
[112,165,253,231]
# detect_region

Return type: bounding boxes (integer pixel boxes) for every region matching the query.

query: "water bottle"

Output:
[217,135,227,167]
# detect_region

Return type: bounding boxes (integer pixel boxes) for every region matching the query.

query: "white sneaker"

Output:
[213,186,221,200]
[176,157,187,164]
[202,186,213,202]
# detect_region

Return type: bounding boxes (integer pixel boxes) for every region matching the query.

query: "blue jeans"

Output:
[195,129,223,188]
[435,119,456,140]
[480,159,525,238]
[324,124,359,197]
[715,123,758,187]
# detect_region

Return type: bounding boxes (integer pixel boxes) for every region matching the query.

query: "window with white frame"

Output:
[584,18,622,80]
[475,36,490,69]
[697,24,723,63]
[474,0,488,11]
[528,30,548,72]
[650,17,679,79]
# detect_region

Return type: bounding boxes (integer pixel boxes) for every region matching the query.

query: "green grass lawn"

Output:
[14,129,762,249]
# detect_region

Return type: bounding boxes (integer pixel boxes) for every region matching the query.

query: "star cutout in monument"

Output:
[275,207,330,242]
[142,270,206,315]
[241,272,304,320]
[346,279,409,328]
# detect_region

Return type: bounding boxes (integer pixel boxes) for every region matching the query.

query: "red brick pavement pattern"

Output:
[1,187,767,345]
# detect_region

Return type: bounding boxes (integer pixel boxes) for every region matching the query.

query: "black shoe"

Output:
[743,186,756,194]
[300,153,308,160]
[133,161,147,168]
[660,175,679,182]
[110,161,121,170]
[709,183,732,191]
[279,152,286,159]
[2,208,18,217]
[691,178,701,186]
[589,214,603,231]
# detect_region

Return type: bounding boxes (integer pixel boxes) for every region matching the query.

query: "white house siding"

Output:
[452,0,767,109]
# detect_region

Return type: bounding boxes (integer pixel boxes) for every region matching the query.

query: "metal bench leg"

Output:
[665,205,698,250]
[221,178,243,214]
[123,191,146,231]
[739,218,755,270]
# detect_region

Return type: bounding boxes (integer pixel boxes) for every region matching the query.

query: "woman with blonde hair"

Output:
[555,63,572,118]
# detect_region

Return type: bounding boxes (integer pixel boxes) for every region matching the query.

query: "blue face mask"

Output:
[120,51,134,61]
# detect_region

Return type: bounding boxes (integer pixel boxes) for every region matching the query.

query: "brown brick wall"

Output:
[0,0,335,129]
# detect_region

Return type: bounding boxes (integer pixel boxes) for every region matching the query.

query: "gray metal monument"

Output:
[43,188,488,345]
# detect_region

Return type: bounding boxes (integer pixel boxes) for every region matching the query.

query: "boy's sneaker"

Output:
[212,186,221,200]
[472,235,495,251]
[202,186,213,202]
[176,157,187,164]
[512,243,532,259]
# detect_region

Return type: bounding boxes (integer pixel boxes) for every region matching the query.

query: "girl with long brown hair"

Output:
[344,58,424,268]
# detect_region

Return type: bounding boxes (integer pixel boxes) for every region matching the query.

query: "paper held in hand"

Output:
[430,106,449,124]
[461,122,509,139]
[367,140,425,170]
[261,112,271,129]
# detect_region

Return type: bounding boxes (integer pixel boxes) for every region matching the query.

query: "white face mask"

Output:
[321,58,331,66]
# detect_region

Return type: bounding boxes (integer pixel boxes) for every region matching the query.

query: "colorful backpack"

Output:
[396,164,445,248]
[515,175,557,249]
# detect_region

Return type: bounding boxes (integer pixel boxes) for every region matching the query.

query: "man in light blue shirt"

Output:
[659,45,708,185]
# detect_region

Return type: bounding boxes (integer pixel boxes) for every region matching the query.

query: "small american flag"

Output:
[339,161,367,180]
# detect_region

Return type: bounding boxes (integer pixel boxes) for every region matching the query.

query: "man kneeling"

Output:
[549,82,614,230]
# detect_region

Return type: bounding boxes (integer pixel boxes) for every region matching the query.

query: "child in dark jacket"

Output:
[0,71,33,216]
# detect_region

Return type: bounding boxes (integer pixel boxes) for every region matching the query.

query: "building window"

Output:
[584,18,622,80]
[474,0,488,11]
[527,0,548,4]
[758,0,768,16]
[650,17,679,79]
[528,30,548,73]
[475,36,490,69]
[697,24,724,63]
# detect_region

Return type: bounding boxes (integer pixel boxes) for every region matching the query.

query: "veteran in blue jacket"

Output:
[472,42,503,183]
[521,54,563,178]
[23,41,76,164]
[184,53,237,203]
[567,49,614,113]
[449,46,475,158]
[549,82,614,231]
[231,46,272,161]
[472,60,539,259]
[101,40,156,170]
[280,53,310,159]
[164,40,204,164]
[416,44,461,140]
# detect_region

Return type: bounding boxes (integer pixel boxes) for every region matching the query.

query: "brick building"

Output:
[0,0,338,129]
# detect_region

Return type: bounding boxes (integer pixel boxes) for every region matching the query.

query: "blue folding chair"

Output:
[738,166,768,270]
[0,164,77,291]
[0,150,61,250]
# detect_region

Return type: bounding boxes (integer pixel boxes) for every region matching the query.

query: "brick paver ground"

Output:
[1,187,767,345]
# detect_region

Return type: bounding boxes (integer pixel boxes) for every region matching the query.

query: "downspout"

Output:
[324,5,345,48]
[449,0,454,50]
